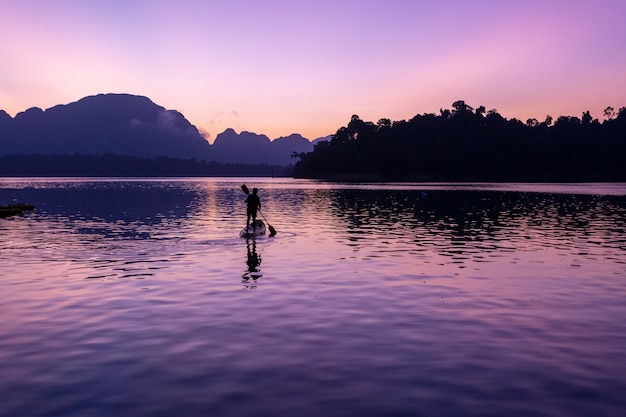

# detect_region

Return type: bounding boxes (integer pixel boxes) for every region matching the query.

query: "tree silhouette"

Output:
[293,101,626,182]
[604,106,616,120]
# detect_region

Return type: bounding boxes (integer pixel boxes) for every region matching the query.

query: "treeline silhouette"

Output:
[0,154,292,177]
[293,101,626,181]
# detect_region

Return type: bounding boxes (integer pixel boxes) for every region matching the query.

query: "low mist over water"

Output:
[1,178,625,417]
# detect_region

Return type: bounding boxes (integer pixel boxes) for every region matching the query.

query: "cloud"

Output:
[230,110,240,130]
[210,111,224,125]
[156,110,179,131]
[209,110,241,132]
[198,127,211,141]
[130,110,197,137]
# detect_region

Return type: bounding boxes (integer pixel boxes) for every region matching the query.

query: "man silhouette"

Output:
[245,187,261,231]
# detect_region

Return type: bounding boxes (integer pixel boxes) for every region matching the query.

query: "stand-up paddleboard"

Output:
[240,220,267,238]
[240,184,277,237]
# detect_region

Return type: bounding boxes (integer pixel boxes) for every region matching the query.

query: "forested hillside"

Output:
[293,101,626,181]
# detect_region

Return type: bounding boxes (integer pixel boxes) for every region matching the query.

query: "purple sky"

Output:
[2,0,625,141]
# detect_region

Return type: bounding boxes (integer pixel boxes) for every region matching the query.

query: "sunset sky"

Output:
[2,0,625,142]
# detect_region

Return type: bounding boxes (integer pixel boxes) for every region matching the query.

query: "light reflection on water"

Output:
[1,178,626,417]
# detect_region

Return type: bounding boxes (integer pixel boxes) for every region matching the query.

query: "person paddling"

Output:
[245,187,261,231]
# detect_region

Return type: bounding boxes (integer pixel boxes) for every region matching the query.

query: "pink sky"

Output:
[1,0,625,142]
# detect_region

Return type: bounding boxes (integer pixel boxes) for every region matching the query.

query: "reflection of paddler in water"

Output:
[243,238,262,281]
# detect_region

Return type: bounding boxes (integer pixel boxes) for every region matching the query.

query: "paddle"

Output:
[259,209,277,237]
[241,184,277,236]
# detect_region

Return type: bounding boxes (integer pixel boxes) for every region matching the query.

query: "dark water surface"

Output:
[1,178,625,417]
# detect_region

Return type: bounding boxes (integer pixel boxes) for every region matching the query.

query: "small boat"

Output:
[0,203,35,218]
[240,220,266,238]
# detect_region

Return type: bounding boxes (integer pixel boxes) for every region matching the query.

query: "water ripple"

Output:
[1,179,626,416]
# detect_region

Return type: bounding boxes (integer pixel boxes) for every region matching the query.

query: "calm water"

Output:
[1,178,626,417]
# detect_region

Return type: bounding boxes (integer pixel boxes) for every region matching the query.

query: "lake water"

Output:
[1,178,626,417]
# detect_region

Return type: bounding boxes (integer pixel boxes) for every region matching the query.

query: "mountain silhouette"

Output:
[0,93,326,166]
[209,129,320,165]
[0,94,210,159]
